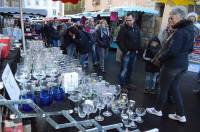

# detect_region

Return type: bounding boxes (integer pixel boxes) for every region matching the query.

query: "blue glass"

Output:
[52,86,65,101]
[19,92,36,112]
[39,89,53,106]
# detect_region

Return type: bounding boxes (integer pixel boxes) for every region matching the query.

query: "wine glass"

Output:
[114,85,122,99]
[94,96,106,121]
[82,100,97,127]
[127,100,137,129]
[135,108,146,123]
[127,100,135,115]
[78,102,86,118]
[102,92,114,117]
[120,103,131,131]
[68,90,82,113]
[32,63,46,91]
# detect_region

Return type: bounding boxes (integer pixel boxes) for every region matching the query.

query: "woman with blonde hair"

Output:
[96,19,110,73]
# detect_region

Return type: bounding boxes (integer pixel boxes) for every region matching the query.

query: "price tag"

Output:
[61,72,78,93]
[2,64,20,100]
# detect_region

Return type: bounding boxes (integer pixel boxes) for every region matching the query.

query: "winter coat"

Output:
[156,20,195,69]
[116,24,141,54]
[73,30,91,54]
[96,27,110,48]
[143,45,161,73]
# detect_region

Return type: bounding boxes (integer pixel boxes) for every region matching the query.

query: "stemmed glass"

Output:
[82,100,97,127]
[135,108,146,123]
[114,85,122,99]
[127,100,137,129]
[94,96,106,121]
[32,63,46,91]
[68,90,82,113]
[120,93,129,116]
[102,92,114,117]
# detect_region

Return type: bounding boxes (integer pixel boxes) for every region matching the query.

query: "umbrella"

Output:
[152,0,197,5]
[52,0,80,4]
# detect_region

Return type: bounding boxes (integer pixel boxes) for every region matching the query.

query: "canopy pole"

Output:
[19,0,26,56]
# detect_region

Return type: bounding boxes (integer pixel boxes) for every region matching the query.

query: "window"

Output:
[35,0,39,6]
[44,0,48,6]
[53,9,57,16]
[27,0,31,6]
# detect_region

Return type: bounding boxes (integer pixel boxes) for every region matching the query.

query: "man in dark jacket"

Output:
[67,26,91,68]
[147,6,195,123]
[116,13,141,88]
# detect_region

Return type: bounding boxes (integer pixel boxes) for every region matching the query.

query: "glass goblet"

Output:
[135,108,146,123]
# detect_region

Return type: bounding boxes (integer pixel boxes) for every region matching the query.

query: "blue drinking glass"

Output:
[52,86,65,101]
[39,89,53,106]
[19,92,36,112]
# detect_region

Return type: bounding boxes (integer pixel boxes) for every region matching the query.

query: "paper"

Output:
[61,72,78,93]
[188,63,200,73]
[2,64,20,100]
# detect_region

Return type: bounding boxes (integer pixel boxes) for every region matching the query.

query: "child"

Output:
[143,37,161,94]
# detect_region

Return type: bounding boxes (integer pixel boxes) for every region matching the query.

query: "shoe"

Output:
[149,89,156,95]
[146,107,163,117]
[168,113,186,123]
[193,89,200,94]
[144,88,149,94]
[126,84,136,91]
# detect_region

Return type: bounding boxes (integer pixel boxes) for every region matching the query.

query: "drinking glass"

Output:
[94,96,106,121]
[68,90,82,113]
[102,92,114,117]
[82,100,97,127]
[135,108,146,123]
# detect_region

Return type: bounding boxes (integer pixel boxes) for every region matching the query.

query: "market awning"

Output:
[110,6,159,15]
[0,7,47,16]
[152,0,197,5]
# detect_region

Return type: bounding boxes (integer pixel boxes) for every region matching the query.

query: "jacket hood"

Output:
[173,19,194,34]
[172,19,193,29]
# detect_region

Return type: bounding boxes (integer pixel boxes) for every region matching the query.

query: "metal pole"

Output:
[19,0,26,56]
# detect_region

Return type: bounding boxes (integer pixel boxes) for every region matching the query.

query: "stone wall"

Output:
[140,14,162,47]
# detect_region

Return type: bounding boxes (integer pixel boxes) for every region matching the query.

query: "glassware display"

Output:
[13,40,147,131]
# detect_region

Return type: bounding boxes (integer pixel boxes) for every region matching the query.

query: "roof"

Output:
[0,7,47,16]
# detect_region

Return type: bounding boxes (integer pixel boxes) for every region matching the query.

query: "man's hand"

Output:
[151,57,160,66]
[72,35,75,39]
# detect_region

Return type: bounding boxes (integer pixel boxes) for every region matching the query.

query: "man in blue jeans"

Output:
[116,13,141,90]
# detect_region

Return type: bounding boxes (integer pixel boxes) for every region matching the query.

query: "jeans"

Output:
[96,47,108,71]
[119,52,136,86]
[145,72,159,90]
[155,66,186,116]
[91,44,98,65]
[67,43,76,57]
[52,40,61,47]
[79,53,89,68]
[198,67,200,79]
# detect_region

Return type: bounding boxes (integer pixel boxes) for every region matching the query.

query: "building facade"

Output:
[0,0,64,17]
[23,0,64,17]
[84,0,155,12]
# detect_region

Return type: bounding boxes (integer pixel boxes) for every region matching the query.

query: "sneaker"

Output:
[144,88,149,94]
[146,107,163,117]
[168,113,186,123]
[149,89,156,95]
